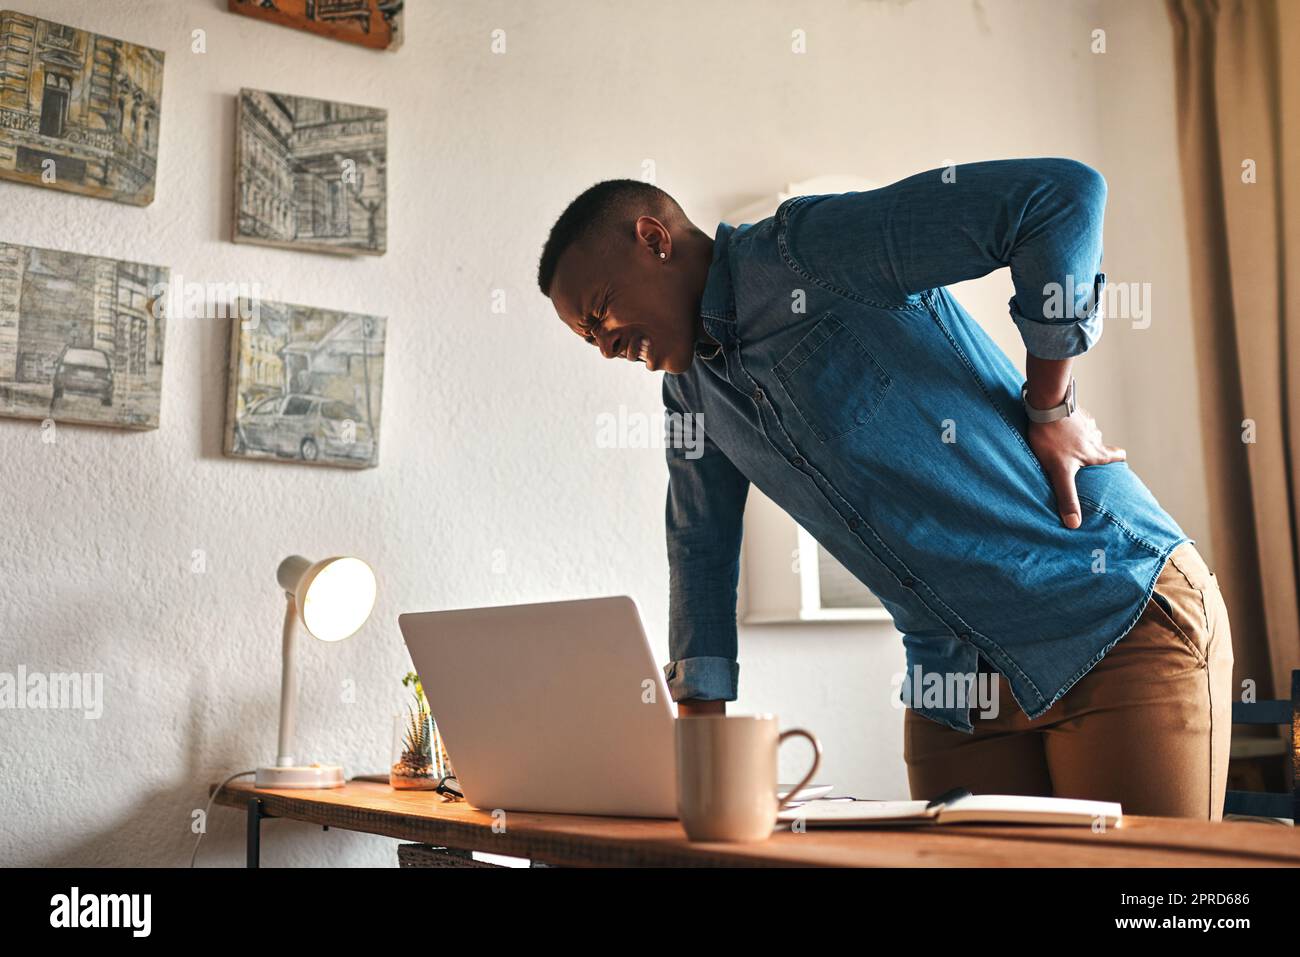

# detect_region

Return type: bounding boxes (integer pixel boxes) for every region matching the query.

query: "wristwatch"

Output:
[1021,376,1076,423]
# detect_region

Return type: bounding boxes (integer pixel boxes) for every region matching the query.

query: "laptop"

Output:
[397,595,679,818]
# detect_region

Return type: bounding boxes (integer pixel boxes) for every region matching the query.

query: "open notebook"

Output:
[777,788,1122,828]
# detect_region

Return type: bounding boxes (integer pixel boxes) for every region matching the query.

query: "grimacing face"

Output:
[548,218,700,375]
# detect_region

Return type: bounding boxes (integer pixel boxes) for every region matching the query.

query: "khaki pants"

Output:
[904,542,1235,820]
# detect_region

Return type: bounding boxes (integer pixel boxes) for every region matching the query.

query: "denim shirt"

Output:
[660,158,1189,733]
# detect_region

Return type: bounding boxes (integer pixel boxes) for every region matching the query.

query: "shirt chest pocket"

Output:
[772,313,892,442]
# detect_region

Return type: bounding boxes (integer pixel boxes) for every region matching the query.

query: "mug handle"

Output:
[776,728,823,812]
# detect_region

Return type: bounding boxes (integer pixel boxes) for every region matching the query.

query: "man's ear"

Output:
[634,215,671,261]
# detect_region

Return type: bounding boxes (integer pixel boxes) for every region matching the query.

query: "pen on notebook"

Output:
[925,787,973,810]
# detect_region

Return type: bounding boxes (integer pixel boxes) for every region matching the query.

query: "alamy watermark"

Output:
[147,273,263,326]
[595,406,705,459]
[0,666,103,719]
[49,887,149,936]
[1042,273,1152,330]
[891,666,1000,719]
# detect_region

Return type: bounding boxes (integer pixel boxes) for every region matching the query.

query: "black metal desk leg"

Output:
[247,797,264,868]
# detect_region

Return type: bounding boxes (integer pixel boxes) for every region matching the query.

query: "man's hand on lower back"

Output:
[677,698,727,717]
[1026,410,1126,529]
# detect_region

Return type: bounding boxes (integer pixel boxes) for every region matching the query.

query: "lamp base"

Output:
[255,764,346,789]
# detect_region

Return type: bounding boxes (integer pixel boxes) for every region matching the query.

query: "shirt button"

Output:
[902,577,916,588]
[848,518,859,530]
[752,388,764,401]
[791,456,804,467]
[957,631,970,642]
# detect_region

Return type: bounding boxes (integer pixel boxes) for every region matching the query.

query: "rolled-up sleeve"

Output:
[1009,269,1105,360]
[661,373,749,702]
[780,157,1109,360]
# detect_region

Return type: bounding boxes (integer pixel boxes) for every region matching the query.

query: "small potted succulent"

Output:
[390,671,453,790]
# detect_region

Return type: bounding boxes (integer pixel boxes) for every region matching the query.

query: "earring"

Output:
[658,251,667,260]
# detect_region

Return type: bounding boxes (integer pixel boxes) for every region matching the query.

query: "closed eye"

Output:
[580,292,609,342]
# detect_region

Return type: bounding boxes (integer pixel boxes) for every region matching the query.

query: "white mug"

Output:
[675,713,822,842]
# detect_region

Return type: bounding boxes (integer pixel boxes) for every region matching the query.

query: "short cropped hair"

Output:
[537,179,682,296]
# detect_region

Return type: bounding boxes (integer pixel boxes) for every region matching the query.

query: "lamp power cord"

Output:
[190,770,258,867]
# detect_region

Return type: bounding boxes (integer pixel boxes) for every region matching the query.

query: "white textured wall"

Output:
[0,0,1200,866]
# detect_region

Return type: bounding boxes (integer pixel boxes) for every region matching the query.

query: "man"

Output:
[537,158,1234,819]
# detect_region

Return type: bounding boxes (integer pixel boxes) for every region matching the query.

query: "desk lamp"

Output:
[255,555,377,789]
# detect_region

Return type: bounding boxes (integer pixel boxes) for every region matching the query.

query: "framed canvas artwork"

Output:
[225,299,385,469]
[228,0,404,52]
[0,242,168,430]
[0,11,165,205]
[234,88,388,256]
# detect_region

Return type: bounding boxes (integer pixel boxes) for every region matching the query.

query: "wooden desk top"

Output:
[211,779,1300,867]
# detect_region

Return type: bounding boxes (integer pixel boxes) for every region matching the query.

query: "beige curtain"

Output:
[1166,0,1300,703]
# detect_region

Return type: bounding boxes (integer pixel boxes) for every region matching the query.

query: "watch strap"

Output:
[1022,377,1076,423]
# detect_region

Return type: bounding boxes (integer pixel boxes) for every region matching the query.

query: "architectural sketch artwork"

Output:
[0,11,164,205]
[234,89,387,256]
[225,300,385,469]
[228,0,404,52]
[0,242,168,430]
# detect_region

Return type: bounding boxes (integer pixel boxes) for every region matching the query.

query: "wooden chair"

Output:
[1224,669,1298,823]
